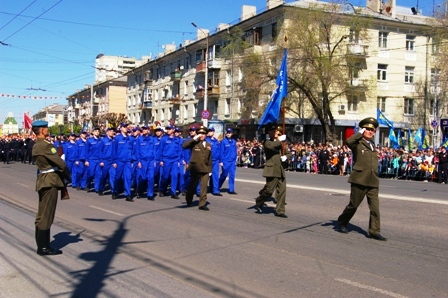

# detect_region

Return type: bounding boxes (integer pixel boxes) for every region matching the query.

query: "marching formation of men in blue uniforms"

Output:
[56,123,238,205]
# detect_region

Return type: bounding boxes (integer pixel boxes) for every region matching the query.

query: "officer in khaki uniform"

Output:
[182,126,212,210]
[254,123,289,218]
[337,117,387,241]
[32,120,72,255]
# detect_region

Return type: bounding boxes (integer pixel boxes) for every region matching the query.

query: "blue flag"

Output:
[377,109,394,128]
[258,49,288,129]
[354,121,358,134]
[389,129,399,149]
[397,129,402,148]
[408,129,413,151]
[414,127,423,148]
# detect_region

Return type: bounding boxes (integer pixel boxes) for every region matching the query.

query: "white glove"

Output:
[281,155,287,162]
[278,134,287,142]
[193,134,200,140]
[359,128,366,134]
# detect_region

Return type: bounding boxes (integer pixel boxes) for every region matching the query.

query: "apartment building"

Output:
[95,54,147,83]
[122,0,440,144]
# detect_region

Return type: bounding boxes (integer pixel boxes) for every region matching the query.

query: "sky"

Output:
[0,0,442,128]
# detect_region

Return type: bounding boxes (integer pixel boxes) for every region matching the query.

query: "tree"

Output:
[277,2,371,143]
[102,113,129,128]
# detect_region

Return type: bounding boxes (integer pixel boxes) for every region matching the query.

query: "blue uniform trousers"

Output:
[99,161,114,192]
[159,160,178,195]
[210,160,221,194]
[86,159,101,192]
[219,161,236,192]
[76,161,88,189]
[113,161,132,196]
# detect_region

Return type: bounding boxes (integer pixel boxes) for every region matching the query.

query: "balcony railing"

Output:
[346,43,369,57]
[208,86,220,97]
[142,102,152,109]
[196,61,206,73]
[171,70,182,81]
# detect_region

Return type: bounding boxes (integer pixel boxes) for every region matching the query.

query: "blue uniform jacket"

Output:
[113,133,133,162]
[220,137,237,163]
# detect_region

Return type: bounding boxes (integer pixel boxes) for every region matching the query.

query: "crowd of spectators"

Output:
[235,138,446,183]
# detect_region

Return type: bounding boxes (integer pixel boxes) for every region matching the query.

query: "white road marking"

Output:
[335,278,408,298]
[89,205,124,216]
[236,178,448,206]
[16,183,30,188]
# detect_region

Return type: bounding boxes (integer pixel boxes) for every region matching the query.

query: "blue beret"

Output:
[119,123,128,128]
[189,126,197,131]
[208,127,215,132]
[81,131,87,134]
[174,127,181,132]
[155,126,163,131]
[141,125,149,130]
[106,127,115,131]
[32,120,48,128]
[92,127,100,131]
[166,125,175,130]
[226,128,233,133]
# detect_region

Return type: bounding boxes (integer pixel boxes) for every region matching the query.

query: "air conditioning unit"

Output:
[338,104,346,111]
[293,125,304,133]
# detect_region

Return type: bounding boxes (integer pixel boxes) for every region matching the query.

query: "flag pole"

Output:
[281,36,288,155]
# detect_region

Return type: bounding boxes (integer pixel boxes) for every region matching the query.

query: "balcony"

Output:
[93,98,100,103]
[142,102,152,109]
[75,104,81,109]
[169,95,181,105]
[196,61,206,73]
[346,43,369,57]
[195,89,204,99]
[347,79,368,92]
[171,70,182,81]
[404,84,416,93]
[208,58,223,69]
[208,86,220,97]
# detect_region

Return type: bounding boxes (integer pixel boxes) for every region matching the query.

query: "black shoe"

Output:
[98,191,104,196]
[212,193,223,196]
[80,188,87,191]
[37,247,62,256]
[171,194,180,199]
[369,234,387,241]
[112,193,118,200]
[339,224,348,234]
[76,186,80,191]
[125,196,134,202]
[136,193,143,199]
[254,204,263,214]
[158,192,165,197]
[147,195,155,201]
[199,206,210,211]
[228,191,237,195]
[181,191,186,196]
[274,212,288,218]
[186,202,193,207]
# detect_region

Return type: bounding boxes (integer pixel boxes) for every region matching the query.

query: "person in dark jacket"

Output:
[182,126,212,210]
[337,117,386,241]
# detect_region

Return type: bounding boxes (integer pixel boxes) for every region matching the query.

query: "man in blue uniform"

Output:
[135,125,156,200]
[64,133,78,188]
[206,127,222,196]
[218,128,238,194]
[159,125,181,199]
[85,127,102,193]
[75,131,88,190]
[98,128,115,196]
[112,123,134,202]
[174,127,185,195]
[181,126,197,196]
[152,126,164,195]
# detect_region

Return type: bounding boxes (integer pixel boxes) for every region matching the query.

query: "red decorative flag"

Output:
[24,113,32,129]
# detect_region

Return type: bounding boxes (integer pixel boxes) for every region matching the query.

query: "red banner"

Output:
[24,113,32,129]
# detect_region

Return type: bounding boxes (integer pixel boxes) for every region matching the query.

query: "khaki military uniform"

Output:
[33,138,71,230]
[256,138,287,215]
[338,132,381,235]
[182,138,212,208]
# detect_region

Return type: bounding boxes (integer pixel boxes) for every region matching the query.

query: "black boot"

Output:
[36,229,62,256]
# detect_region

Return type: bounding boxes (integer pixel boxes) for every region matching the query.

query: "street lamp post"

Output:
[191,22,209,127]
[90,84,94,131]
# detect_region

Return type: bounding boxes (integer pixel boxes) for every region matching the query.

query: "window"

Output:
[226,70,232,86]
[245,27,262,46]
[406,35,415,51]
[432,37,440,54]
[347,95,358,112]
[404,98,414,115]
[378,32,388,48]
[431,68,439,84]
[225,98,230,115]
[377,97,386,112]
[377,64,388,81]
[349,28,359,43]
[350,62,361,80]
[271,22,278,39]
[405,66,414,83]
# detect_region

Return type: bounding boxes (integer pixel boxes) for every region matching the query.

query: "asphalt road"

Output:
[0,162,447,298]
